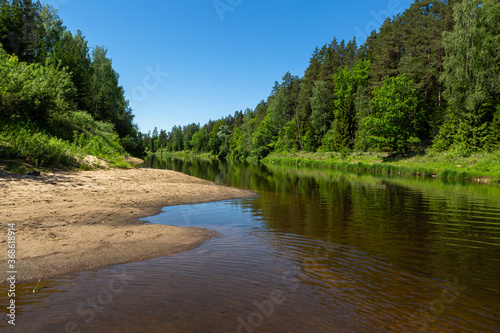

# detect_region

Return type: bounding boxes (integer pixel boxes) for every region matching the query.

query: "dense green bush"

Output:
[0,124,77,166]
[0,48,76,123]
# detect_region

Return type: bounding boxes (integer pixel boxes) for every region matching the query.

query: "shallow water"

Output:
[4,157,500,332]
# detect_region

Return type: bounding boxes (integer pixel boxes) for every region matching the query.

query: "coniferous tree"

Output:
[306,81,333,150]
[398,0,447,141]
[368,17,404,92]
[19,0,41,63]
[50,30,91,111]
[296,46,324,149]
[0,0,26,59]
[332,60,371,151]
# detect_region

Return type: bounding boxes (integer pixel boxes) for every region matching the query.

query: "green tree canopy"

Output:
[435,0,500,154]
[364,74,421,154]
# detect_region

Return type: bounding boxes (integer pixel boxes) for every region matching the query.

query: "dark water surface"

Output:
[4,156,500,332]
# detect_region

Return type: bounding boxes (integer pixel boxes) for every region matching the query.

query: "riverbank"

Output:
[149,150,500,183]
[262,151,500,183]
[0,168,256,283]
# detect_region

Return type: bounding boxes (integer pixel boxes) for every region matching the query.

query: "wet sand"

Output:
[0,168,256,283]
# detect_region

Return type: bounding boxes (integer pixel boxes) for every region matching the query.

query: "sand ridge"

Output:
[0,168,256,282]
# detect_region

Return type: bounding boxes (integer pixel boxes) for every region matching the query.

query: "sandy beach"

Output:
[0,168,256,283]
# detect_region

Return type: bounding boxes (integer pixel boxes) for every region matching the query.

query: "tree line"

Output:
[146,0,499,160]
[0,0,143,157]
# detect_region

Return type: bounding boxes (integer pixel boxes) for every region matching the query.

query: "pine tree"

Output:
[398,0,447,141]
[0,1,24,57]
[368,17,404,92]
[50,30,91,111]
[19,0,41,62]
[332,60,371,151]
[296,46,324,149]
[307,81,333,150]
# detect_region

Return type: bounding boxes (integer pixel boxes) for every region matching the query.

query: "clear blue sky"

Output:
[44,0,413,133]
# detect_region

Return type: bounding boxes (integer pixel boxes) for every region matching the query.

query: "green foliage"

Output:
[332,60,370,151]
[229,127,242,158]
[282,120,299,150]
[436,0,500,155]
[0,0,44,63]
[0,123,76,166]
[263,150,500,181]
[170,126,184,152]
[183,123,200,150]
[208,120,226,155]
[252,115,274,158]
[190,127,209,152]
[217,124,231,158]
[364,75,421,155]
[151,0,498,164]
[237,109,257,157]
[486,105,500,150]
[0,117,130,168]
[87,46,135,139]
[0,48,76,122]
[49,29,91,111]
[0,1,143,167]
[307,81,333,150]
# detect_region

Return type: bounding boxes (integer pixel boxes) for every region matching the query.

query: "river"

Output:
[6,155,500,332]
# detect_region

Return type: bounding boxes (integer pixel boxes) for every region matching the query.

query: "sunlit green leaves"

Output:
[364,74,421,155]
[0,48,76,122]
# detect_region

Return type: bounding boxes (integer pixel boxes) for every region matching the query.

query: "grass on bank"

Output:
[262,150,500,182]
[153,150,215,161]
[0,118,137,172]
[150,149,500,182]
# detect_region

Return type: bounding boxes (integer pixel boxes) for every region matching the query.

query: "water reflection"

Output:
[145,155,500,296]
[3,155,499,332]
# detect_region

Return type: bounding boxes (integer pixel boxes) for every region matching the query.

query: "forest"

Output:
[146,0,499,163]
[0,0,498,171]
[0,0,143,168]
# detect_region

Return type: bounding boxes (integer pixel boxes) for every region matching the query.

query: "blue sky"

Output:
[44,0,413,133]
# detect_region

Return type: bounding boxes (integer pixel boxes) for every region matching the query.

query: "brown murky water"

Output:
[3,157,500,332]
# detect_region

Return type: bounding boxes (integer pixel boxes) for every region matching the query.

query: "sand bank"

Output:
[0,168,255,282]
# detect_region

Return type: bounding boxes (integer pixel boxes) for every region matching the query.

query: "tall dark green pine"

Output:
[333,96,355,151]
[398,0,448,142]
[332,60,370,151]
[89,46,132,138]
[19,0,41,63]
[368,17,404,92]
[318,38,340,93]
[296,46,324,150]
[50,30,91,112]
[308,81,334,150]
[0,1,24,57]
[344,37,358,68]
[0,0,43,63]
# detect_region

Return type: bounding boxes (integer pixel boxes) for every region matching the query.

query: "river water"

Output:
[4,156,500,332]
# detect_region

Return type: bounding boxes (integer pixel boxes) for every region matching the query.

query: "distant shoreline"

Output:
[0,168,256,283]
[262,152,500,183]
[148,150,500,183]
